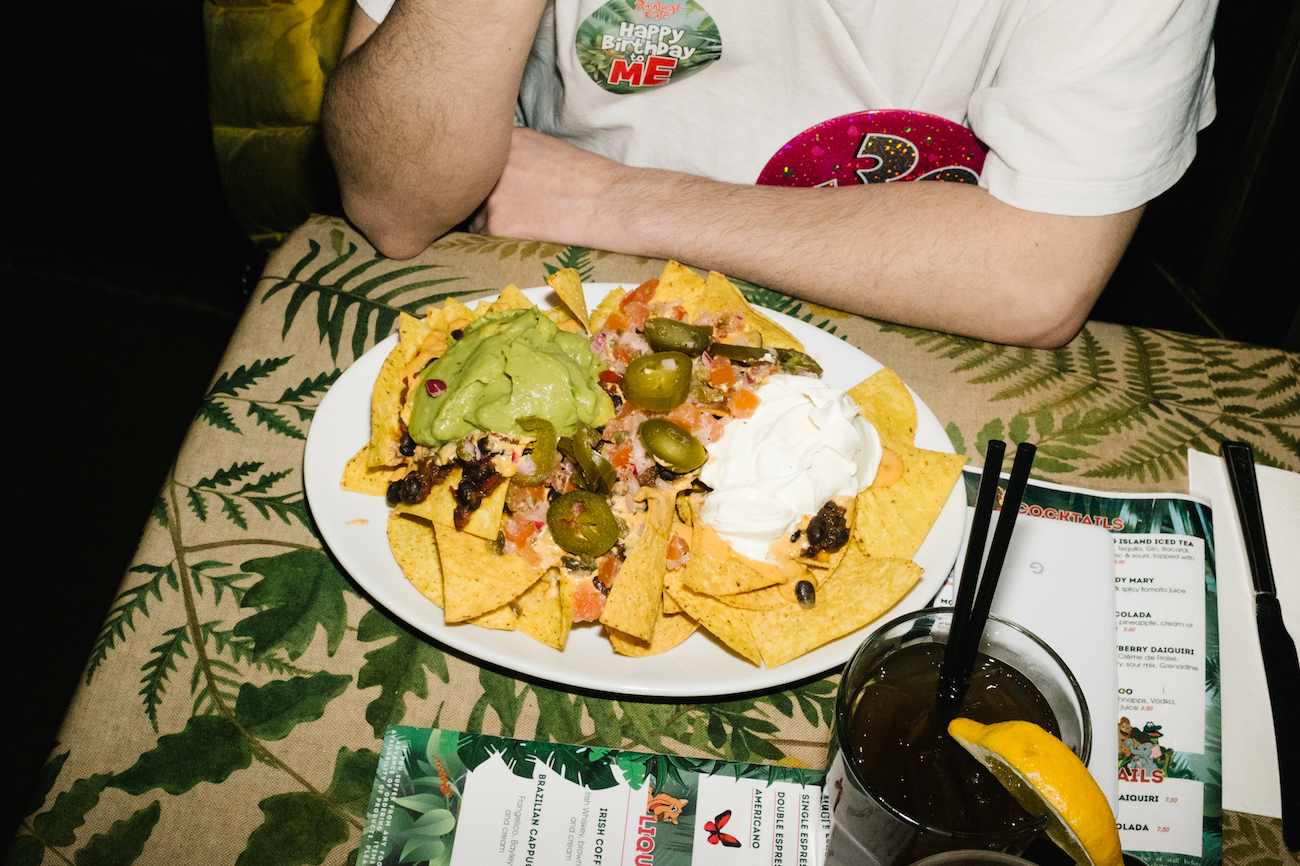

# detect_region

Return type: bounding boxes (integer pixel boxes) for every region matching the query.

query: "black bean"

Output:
[824,521,849,551]
[795,580,816,609]
[452,454,504,530]
[806,518,823,548]
[386,480,403,507]
[805,501,849,556]
[399,472,431,505]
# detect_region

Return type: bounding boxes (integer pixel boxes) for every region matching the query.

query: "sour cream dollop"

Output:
[699,374,882,563]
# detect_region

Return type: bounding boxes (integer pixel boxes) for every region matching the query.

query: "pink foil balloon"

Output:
[757,110,986,188]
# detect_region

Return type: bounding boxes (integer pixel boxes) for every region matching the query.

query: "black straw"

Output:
[938,441,1037,709]
[938,440,1005,699]
[955,443,1037,678]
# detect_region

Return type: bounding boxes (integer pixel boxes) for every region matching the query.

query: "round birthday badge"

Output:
[575,0,722,95]
[756,110,986,188]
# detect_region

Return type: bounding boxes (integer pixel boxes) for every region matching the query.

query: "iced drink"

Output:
[824,608,1090,866]
[847,642,1057,833]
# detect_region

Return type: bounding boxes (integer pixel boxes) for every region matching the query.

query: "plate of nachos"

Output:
[304,262,967,697]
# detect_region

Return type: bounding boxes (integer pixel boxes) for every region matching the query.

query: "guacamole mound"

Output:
[408,308,615,447]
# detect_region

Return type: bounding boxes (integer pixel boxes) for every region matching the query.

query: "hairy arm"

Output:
[476,129,1143,348]
[320,0,547,259]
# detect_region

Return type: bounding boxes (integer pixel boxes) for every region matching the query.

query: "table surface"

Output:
[15,217,1299,866]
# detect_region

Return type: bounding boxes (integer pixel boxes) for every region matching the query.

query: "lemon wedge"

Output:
[948,718,1123,866]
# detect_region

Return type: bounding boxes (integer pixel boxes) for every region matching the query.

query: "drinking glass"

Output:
[908,852,1036,865]
[824,607,1091,866]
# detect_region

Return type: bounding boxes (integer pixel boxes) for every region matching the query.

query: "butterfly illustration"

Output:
[704,810,741,847]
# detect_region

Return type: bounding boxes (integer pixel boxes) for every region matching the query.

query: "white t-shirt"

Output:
[354,0,1217,216]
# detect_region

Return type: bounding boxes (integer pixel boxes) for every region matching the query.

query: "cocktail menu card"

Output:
[948,472,1222,865]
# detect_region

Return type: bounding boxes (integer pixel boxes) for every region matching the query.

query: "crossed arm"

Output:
[321,1,1142,348]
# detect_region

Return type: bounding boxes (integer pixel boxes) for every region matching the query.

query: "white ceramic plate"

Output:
[304,284,965,698]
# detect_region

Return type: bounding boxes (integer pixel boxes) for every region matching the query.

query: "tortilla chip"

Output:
[600,487,674,642]
[661,520,691,614]
[370,312,433,465]
[588,286,626,332]
[467,286,533,318]
[651,260,708,305]
[856,440,966,560]
[486,284,534,314]
[543,305,584,334]
[460,571,572,641]
[546,268,591,334]
[705,271,802,351]
[514,572,574,650]
[393,468,510,540]
[744,544,922,667]
[428,297,476,332]
[388,512,443,607]
[682,523,779,596]
[712,525,856,611]
[664,571,762,665]
[465,605,518,630]
[848,368,918,446]
[391,486,444,524]
[609,612,699,657]
[435,523,543,622]
[650,263,802,352]
[343,445,395,495]
[714,583,791,611]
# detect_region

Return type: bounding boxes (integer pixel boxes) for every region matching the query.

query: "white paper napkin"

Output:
[1187,448,1300,818]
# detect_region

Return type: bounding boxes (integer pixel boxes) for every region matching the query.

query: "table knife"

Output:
[1221,440,1300,851]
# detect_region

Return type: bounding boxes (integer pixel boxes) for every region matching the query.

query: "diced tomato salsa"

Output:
[493,284,803,623]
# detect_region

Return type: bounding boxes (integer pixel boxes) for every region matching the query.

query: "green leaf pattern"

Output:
[874,321,1298,481]
[18,222,1292,864]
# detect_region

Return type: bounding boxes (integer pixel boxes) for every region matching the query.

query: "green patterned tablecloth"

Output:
[13,217,1299,866]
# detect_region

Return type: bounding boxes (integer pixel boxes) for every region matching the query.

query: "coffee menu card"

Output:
[358,727,829,866]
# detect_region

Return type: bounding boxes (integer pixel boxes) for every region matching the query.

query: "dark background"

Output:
[4,0,1296,850]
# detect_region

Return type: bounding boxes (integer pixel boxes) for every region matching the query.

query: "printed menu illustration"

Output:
[359,727,829,866]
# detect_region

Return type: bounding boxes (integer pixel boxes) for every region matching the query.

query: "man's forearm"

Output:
[321,0,546,258]
[600,171,1140,347]
[484,137,1141,348]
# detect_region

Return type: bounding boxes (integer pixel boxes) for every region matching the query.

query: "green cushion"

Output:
[204,0,349,248]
